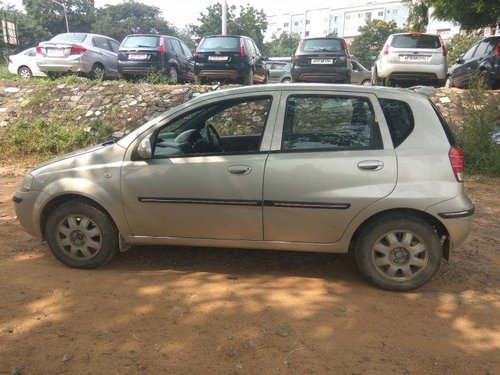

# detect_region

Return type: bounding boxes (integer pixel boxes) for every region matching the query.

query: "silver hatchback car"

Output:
[36,33,120,79]
[13,84,474,291]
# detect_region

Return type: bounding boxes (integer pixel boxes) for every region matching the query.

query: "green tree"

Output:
[190,2,267,51]
[403,0,500,31]
[349,20,404,67]
[264,31,300,57]
[92,1,177,42]
[22,0,96,36]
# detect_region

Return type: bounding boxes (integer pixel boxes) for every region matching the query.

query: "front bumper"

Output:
[13,189,48,238]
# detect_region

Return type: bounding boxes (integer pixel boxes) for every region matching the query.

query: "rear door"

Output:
[92,36,118,76]
[263,91,397,243]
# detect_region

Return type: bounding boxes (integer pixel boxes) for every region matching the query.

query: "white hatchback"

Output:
[373,33,447,87]
[8,47,47,80]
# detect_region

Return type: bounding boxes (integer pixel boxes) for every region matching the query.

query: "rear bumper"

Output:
[378,63,447,80]
[194,62,247,80]
[291,66,350,83]
[118,61,164,75]
[36,57,89,73]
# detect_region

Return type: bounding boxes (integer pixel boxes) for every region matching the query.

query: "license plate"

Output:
[208,56,228,61]
[128,54,149,60]
[311,58,333,64]
[47,49,65,57]
[400,55,429,62]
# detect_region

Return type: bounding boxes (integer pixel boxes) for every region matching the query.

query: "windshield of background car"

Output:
[50,33,87,43]
[121,36,160,48]
[198,36,240,51]
[301,39,344,52]
[391,34,441,49]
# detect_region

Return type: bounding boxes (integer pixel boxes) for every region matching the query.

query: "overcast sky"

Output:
[5,0,367,29]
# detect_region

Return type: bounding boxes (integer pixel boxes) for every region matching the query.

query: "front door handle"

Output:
[228,165,252,175]
[358,160,384,171]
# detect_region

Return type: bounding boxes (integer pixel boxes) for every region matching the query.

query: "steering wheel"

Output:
[206,124,223,151]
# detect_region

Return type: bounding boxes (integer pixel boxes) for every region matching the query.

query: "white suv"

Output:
[373,32,447,87]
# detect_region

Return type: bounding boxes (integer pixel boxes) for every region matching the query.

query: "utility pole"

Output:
[51,0,69,33]
[222,0,227,35]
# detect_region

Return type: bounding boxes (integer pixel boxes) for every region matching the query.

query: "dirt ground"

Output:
[0,169,498,375]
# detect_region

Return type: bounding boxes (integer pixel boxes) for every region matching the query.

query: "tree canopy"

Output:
[349,20,404,67]
[264,31,300,57]
[404,0,500,31]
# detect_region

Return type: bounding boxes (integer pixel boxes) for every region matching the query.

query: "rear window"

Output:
[51,33,87,43]
[379,99,415,148]
[121,36,160,48]
[301,39,344,52]
[391,34,441,49]
[198,37,240,51]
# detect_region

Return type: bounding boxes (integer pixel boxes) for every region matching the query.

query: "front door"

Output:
[121,94,278,240]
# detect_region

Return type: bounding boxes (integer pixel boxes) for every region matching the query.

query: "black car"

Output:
[193,35,268,85]
[117,34,194,83]
[446,36,500,89]
[291,37,352,83]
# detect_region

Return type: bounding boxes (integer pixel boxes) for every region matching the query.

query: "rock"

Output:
[226,275,238,280]
[0,108,8,113]
[95,111,102,116]
[439,96,451,104]
[276,324,291,337]
[62,353,74,363]
[236,364,243,370]
[247,339,263,349]
[226,350,236,358]
[4,87,20,93]
[129,100,138,106]
[57,84,66,89]
[85,110,93,117]
[10,368,21,375]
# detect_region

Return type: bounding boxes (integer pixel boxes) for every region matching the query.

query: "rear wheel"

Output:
[478,70,492,89]
[18,66,33,80]
[371,68,381,86]
[281,78,291,83]
[444,76,454,88]
[361,79,371,86]
[168,66,179,84]
[243,69,254,85]
[355,215,442,291]
[89,63,105,80]
[45,200,118,269]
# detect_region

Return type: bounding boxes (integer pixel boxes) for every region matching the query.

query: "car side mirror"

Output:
[456,54,464,64]
[137,138,152,159]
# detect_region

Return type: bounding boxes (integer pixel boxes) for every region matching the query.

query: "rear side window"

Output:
[282,95,381,151]
[51,33,87,43]
[198,37,240,51]
[121,36,159,48]
[379,99,415,148]
[301,39,344,52]
[93,37,111,51]
[391,34,441,49]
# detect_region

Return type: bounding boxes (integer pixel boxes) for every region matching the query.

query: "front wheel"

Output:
[89,63,105,80]
[45,200,118,269]
[18,66,33,80]
[444,76,454,88]
[355,215,442,291]
[168,66,179,84]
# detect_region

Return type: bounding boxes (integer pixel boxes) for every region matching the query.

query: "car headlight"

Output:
[20,174,34,192]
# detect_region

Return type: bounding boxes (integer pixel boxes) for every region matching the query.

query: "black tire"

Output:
[361,79,371,86]
[371,68,381,86]
[45,200,118,269]
[18,66,33,80]
[355,215,442,291]
[194,75,204,85]
[478,70,492,89]
[281,78,291,83]
[168,66,179,84]
[243,69,254,85]
[444,76,454,88]
[89,63,105,80]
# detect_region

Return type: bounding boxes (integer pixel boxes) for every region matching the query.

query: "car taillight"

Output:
[70,45,86,55]
[159,38,165,54]
[496,42,500,56]
[449,146,464,182]
[240,39,247,57]
[35,45,42,54]
[8,57,12,64]
[293,40,303,60]
[383,35,393,55]
[438,36,447,56]
[442,45,447,56]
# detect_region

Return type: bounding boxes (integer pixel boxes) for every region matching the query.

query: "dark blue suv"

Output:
[446,36,500,89]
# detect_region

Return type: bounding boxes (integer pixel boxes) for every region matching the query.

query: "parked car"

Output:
[351,59,371,85]
[291,37,352,83]
[446,36,500,89]
[13,84,474,291]
[193,35,268,85]
[36,33,120,80]
[265,61,292,83]
[372,32,447,87]
[117,34,194,83]
[8,47,46,80]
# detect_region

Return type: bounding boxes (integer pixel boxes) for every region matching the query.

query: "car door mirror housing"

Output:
[138,138,153,159]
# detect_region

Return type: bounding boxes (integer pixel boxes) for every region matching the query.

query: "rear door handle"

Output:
[358,160,384,171]
[228,165,252,175]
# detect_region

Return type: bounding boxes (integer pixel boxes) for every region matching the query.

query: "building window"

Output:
[358,13,362,18]
[334,16,338,22]
[284,22,289,27]
[324,18,329,22]
[305,31,310,36]
[365,12,372,21]
[306,20,310,25]
[378,11,383,16]
[346,15,351,20]
[294,21,299,26]
[393,9,398,15]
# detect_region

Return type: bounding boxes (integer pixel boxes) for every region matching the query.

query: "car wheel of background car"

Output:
[168,67,179,84]
[45,199,118,269]
[243,69,254,85]
[478,70,492,89]
[281,78,291,83]
[371,68,381,86]
[444,76,454,88]
[17,66,33,80]
[89,63,105,80]
[355,215,442,291]
[361,79,371,86]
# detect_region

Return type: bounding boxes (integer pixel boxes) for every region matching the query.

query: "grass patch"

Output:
[0,117,114,164]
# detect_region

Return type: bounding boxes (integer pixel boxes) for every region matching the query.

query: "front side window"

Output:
[153,98,272,158]
[282,95,380,151]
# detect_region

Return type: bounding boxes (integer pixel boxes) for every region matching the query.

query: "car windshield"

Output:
[302,39,343,52]
[198,36,240,51]
[391,34,441,49]
[121,36,160,48]
[51,33,87,43]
